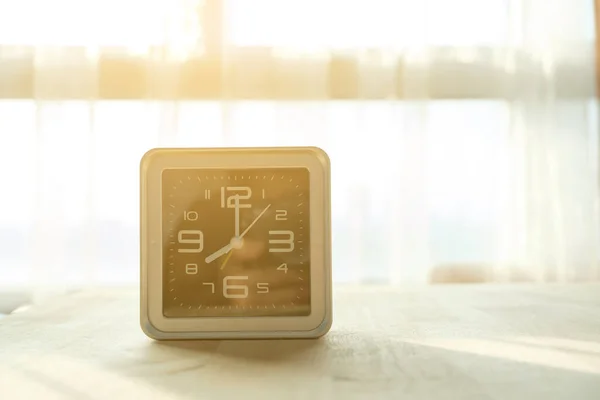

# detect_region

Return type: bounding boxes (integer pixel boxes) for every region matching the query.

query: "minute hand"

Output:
[239,203,271,238]
[203,204,272,264]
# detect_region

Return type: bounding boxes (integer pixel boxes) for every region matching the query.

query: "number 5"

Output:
[269,230,294,253]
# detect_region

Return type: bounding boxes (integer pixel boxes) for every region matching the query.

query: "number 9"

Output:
[178,230,204,253]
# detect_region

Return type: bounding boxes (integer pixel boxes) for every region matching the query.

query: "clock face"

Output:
[161,168,310,318]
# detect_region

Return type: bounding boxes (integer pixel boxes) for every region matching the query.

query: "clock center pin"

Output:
[230,236,244,249]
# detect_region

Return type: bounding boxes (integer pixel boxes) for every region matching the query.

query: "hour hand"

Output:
[204,243,232,264]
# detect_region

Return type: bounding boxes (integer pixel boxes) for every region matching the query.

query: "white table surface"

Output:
[1,284,600,400]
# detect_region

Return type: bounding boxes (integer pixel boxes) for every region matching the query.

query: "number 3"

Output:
[269,230,294,253]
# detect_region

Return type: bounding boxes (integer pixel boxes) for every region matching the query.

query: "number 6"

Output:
[223,276,249,299]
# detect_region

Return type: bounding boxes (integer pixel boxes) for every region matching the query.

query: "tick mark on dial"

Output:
[169,204,175,208]
[297,203,303,207]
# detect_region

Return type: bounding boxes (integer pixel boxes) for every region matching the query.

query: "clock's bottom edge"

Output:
[141,317,332,340]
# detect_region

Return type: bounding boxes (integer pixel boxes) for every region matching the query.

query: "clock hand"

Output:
[219,249,234,270]
[239,204,271,238]
[205,243,232,264]
[204,204,272,264]
[233,195,241,238]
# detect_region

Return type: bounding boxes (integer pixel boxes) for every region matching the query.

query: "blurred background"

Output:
[0,0,598,307]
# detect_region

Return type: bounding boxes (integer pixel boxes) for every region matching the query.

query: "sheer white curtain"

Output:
[0,0,597,296]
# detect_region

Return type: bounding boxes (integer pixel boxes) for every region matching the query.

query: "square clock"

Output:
[140,147,332,339]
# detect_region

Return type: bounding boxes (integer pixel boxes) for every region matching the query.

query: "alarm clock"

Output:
[140,147,332,339]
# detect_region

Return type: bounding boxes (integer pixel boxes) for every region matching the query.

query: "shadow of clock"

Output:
[150,337,327,364]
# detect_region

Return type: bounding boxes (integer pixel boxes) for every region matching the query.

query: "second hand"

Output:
[220,249,234,270]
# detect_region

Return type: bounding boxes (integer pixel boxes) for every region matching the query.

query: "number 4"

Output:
[277,263,288,273]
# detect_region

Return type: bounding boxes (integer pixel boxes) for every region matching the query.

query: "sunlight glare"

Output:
[404,337,600,375]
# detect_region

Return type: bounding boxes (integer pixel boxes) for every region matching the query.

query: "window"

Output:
[0,0,597,288]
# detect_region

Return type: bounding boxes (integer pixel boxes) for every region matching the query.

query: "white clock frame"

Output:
[140,147,332,339]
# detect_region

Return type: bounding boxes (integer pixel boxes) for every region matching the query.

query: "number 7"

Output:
[202,282,215,293]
